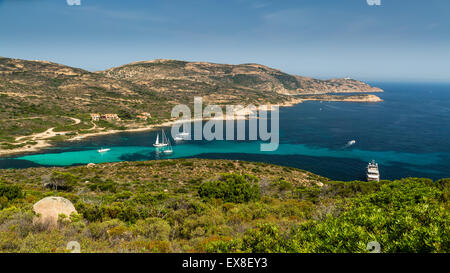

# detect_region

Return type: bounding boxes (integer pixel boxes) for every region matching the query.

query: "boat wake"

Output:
[342,140,356,149]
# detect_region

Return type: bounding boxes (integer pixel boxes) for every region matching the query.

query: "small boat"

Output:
[97,148,110,153]
[178,128,190,137]
[153,130,169,148]
[174,127,190,141]
[163,146,173,155]
[342,140,356,149]
[163,137,174,155]
[366,160,380,182]
[173,135,184,141]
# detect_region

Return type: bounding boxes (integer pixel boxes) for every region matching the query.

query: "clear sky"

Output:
[0,0,449,82]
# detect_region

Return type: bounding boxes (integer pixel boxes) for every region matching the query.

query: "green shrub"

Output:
[179,210,226,239]
[147,240,171,253]
[277,179,293,191]
[0,207,21,225]
[0,196,9,209]
[132,218,171,241]
[295,185,322,203]
[47,171,78,191]
[200,236,242,253]
[0,208,34,238]
[101,202,124,220]
[88,219,125,240]
[242,223,286,253]
[88,179,117,193]
[118,204,140,224]
[75,202,103,222]
[198,173,260,203]
[0,184,23,201]
[286,178,450,253]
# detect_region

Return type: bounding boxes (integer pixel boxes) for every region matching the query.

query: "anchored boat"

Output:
[366,160,380,182]
[97,148,110,153]
[153,130,169,148]
[163,141,173,155]
[173,135,184,141]
[174,128,190,141]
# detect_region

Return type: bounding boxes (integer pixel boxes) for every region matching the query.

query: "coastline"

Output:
[300,94,383,103]
[0,95,380,157]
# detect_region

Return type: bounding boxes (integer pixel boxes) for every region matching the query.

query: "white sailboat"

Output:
[97,148,110,153]
[153,130,169,148]
[163,140,173,155]
[158,130,173,154]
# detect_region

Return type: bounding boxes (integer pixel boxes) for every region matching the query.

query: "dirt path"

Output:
[10,116,99,144]
[14,116,81,142]
[69,117,81,125]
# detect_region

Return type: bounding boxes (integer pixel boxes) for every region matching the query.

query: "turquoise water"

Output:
[12,142,444,169]
[1,82,450,181]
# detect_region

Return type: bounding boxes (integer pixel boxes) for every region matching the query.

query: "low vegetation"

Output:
[0,159,447,253]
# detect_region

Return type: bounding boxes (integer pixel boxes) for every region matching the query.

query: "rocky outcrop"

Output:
[32,196,77,228]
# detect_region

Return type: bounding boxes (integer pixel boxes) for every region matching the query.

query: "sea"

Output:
[1,82,449,181]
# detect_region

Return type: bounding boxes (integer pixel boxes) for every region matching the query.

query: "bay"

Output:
[1,82,449,181]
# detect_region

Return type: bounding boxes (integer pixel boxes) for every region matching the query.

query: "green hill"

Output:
[0,159,447,253]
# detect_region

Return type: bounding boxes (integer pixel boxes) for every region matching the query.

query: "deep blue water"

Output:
[1,82,450,181]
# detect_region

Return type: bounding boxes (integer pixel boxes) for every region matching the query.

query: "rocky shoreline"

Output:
[300,94,383,102]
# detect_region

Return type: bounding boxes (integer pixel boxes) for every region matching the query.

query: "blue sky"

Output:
[0,0,449,82]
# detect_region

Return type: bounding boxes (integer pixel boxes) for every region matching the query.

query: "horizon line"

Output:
[1,55,449,84]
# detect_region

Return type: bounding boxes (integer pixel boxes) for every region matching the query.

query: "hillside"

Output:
[0,57,169,144]
[0,57,382,154]
[101,59,382,104]
[0,159,447,253]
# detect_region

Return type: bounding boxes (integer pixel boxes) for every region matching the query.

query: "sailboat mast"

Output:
[162,130,168,144]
